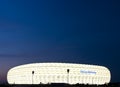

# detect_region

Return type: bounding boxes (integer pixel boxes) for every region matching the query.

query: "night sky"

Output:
[0,0,120,83]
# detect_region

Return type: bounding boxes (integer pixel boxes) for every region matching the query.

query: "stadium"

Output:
[7,63,111,85]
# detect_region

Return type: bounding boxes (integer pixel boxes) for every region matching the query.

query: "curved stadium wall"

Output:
[7,63,111,85]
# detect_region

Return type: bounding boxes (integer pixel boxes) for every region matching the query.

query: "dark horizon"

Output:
[0,0,120,83]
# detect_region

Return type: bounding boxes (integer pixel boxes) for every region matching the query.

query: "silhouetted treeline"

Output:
[0,83,120,87]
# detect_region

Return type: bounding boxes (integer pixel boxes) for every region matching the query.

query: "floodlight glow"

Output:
[7,63,111,85]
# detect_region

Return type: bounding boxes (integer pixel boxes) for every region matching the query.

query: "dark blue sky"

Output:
[0,0,120,83]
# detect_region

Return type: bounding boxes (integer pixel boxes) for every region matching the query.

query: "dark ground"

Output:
[0,83,120,87]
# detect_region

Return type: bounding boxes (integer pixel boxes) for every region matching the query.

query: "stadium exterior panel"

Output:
[7,63,111,85]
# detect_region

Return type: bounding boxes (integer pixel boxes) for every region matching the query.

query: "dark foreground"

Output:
[0,83,120,87]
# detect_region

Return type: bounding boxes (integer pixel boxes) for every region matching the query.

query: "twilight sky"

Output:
[0,0,120,83]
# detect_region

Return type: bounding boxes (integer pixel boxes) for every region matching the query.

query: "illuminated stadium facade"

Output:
[7,63,111,85]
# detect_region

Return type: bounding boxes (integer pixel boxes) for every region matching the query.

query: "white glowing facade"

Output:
[7,63,111,85]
